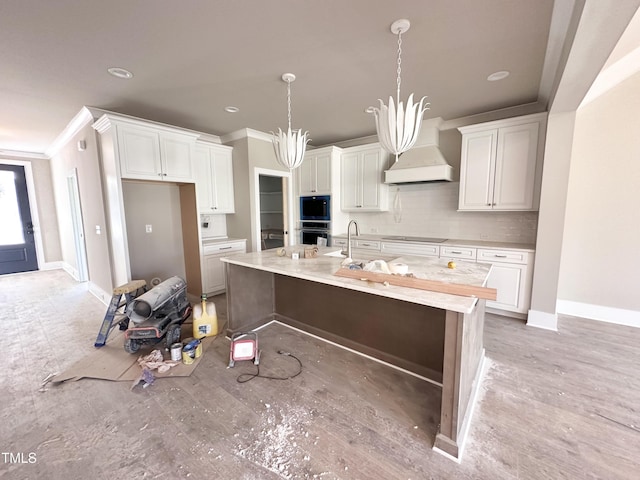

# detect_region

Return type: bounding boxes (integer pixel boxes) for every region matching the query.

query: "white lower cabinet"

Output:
[478,248,533,315]
[202,240,246,295]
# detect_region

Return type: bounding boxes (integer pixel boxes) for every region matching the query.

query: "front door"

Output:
[0,164,38,274]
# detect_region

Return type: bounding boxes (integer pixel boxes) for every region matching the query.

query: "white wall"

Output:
[348,182,538,244]
[557,71,640,324]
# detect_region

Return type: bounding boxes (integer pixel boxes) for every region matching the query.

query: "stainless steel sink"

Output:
[381,235,448,243]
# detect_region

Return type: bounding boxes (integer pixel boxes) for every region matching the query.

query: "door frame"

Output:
[67,168,89,281]
[253,167,293,252]
[0,159,45,269]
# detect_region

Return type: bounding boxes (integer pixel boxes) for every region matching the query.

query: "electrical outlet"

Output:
[95,225,101,235]
[145,224,152,233]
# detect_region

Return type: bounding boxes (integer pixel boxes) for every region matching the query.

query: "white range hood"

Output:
[384,118,453,184]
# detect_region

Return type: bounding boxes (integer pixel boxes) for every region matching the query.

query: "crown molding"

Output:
[221,128,273,144]
[45,106,95,158]
[0,149,49,160]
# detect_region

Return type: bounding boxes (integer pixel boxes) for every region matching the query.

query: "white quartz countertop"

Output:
[221,246,492,314]
[332,234,535,252]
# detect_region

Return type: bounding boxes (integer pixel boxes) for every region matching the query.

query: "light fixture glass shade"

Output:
[373,93,428,160]
[272,127,310,170]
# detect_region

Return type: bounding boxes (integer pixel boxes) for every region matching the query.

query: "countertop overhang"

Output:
[221,247,492,314]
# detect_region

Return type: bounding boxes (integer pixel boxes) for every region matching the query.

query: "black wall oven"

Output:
[300,195,330,221]
[300,221,331,246]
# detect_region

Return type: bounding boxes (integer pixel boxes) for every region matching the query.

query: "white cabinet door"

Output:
[458,113,545,212]
[117,125,162,179]
[361,149,384,209]
[341,151,360,210]
[314,152,332,194]
[298,156,316,195]
[299,152,332,195]
[340,145,388,212]
[485,263,527,312]
[493,122,539,210]
[203,255,226,294]
[459,130,496,210]
[194,145,235,214]
[193,146,213,213]
[210,149,235,213]
[160,134,193,182]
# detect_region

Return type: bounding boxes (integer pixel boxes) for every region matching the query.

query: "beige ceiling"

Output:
[1,0,564,154]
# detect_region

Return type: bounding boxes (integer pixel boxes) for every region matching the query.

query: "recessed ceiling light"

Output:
[107,67,134,79]
[364,106,375,114]
[224,106,240,113]
[487,70,510,81]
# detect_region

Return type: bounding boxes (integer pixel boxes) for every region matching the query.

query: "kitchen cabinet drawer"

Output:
[477,249,530,264]
[333,237,348,248]
[440,246,477,261]
[355,240,380,251]
[203,241,246,255]
[381,242,439,257]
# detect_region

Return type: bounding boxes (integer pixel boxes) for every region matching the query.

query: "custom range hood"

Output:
[384,118,453,184]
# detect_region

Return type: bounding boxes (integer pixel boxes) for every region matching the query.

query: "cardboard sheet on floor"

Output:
[52,323,217,383]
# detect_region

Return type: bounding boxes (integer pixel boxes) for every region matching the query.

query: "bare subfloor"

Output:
[1,270,639,479]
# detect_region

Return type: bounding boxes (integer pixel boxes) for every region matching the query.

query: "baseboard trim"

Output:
[61,262,80,281]
[557,300,640,328]
[39,261,63,271]
[526,309,558,331]
[88,282,111,306]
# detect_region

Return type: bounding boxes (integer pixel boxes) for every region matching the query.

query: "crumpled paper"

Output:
[131,349,179,389]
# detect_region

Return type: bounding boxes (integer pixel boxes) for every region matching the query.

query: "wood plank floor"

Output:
[1,269,638,479]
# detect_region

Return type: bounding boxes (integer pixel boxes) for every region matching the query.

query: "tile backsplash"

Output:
[200,214,228,239]
[348,182,538,245]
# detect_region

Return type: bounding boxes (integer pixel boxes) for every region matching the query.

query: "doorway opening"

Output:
[254,168,293,251]
[0,164,38,275]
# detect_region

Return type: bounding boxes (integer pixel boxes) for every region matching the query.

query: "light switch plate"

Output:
[145,224,152,233]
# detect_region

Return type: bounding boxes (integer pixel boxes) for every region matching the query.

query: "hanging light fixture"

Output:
[373,19,429,163]
[272,73,310,170]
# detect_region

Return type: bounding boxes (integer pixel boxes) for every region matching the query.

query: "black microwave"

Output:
[300,195,330,221]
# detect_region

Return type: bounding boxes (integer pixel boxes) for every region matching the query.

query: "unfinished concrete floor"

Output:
[1,269,639,479]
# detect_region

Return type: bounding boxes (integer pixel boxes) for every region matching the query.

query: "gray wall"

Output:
[49,122,113,294]
[559,71,640,311]
[121,181,186,286]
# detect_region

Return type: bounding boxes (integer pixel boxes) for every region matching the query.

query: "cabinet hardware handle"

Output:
[486,203,491,206]
[494,254,507,258]
[219,246,233,250]
[163,173,167,176]
[213,206,217,209]
[450,251,462,254]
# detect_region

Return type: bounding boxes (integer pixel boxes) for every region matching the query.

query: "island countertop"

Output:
[221,246,492,314]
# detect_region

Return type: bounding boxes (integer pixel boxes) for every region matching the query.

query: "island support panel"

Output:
[274,275,445,384]
[434,300,486,459]
[225,263,275,335]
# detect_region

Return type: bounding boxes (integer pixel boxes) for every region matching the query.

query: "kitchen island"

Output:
[221,247,493,460]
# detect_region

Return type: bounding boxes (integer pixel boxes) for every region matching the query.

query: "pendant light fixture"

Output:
[272,73,310,170]
[373,19,429,162]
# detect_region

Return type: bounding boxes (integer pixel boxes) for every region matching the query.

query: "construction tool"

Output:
[94,279,147,347]
[228,332,260,368]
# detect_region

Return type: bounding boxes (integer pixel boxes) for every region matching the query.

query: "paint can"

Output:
[182,344,196,365]
[170,343,182,362]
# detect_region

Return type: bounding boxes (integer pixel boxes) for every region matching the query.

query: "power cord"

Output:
[236,350,303,383]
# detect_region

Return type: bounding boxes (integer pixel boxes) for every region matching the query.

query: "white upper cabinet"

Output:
[193,143,235,214]
[458,113,546,211]
[341,144,389,212]
[102,118,197,182]
[298,150,332,195]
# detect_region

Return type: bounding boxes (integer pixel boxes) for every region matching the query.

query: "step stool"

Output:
[94,280,147,347]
